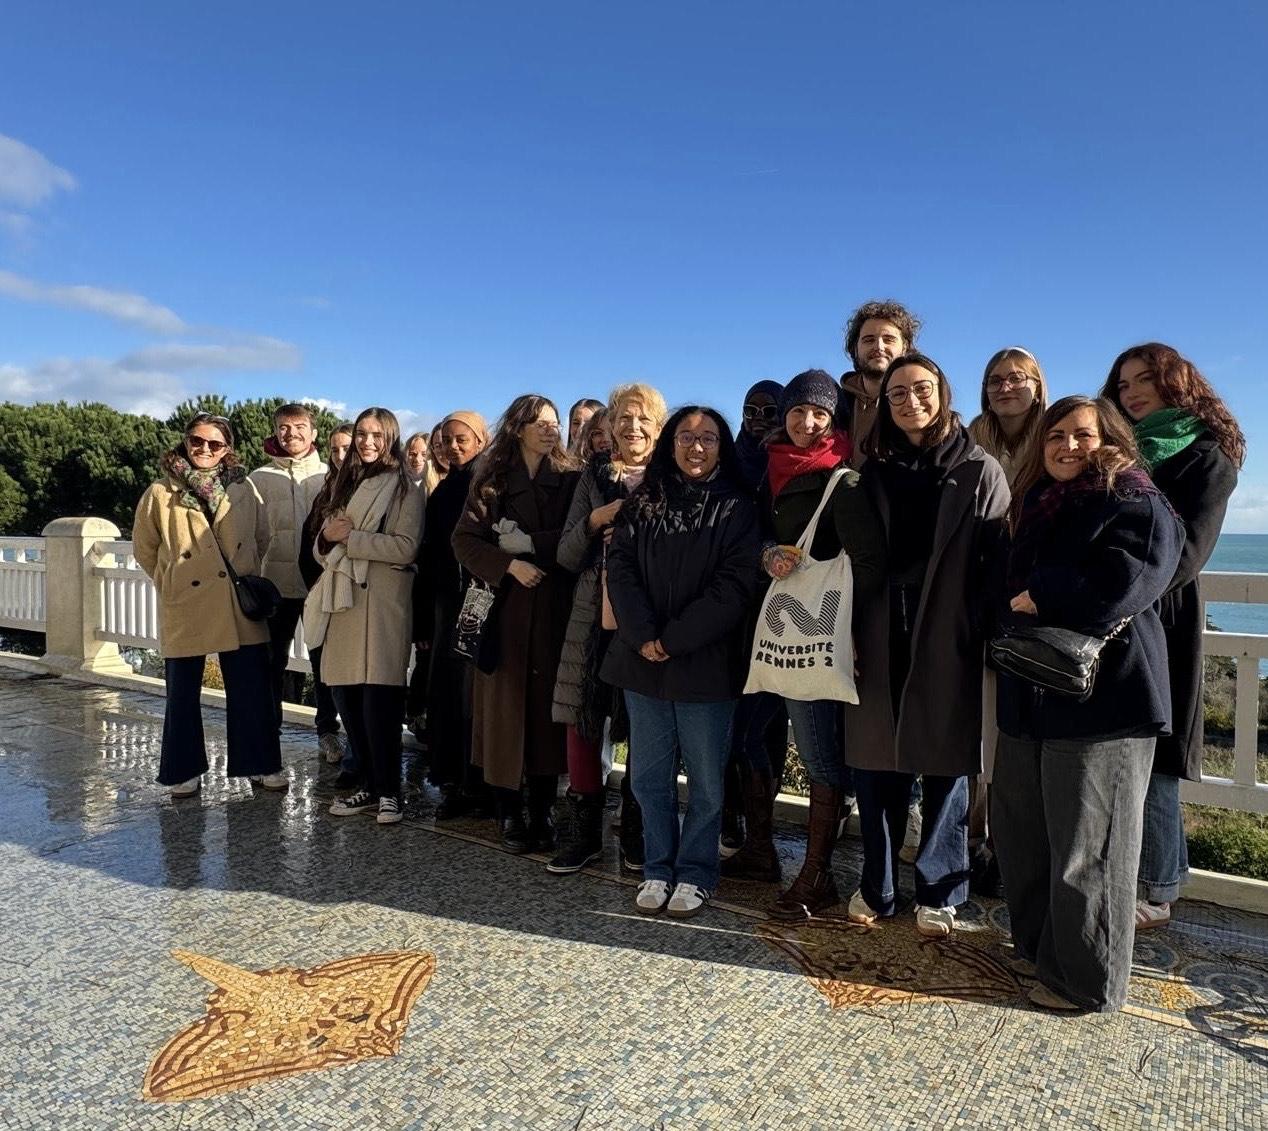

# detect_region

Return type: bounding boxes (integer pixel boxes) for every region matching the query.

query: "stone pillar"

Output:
[40,517,132,675]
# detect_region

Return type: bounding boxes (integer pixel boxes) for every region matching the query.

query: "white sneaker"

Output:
[847,889,880,924]
[667,882,710,919]
[915,904,957,938]
[330,790,375,816]
[898,802,922,863]
[249,772,289,791]
[635,879,671,915]
[377,796,404,825]
[318,732,344,764]
[170,776,201,798]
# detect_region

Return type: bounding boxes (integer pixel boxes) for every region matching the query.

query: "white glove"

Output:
[493,518,535,555]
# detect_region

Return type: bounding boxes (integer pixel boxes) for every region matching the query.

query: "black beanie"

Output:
[779,369,839,418]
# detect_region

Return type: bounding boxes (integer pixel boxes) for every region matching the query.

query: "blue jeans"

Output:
[783,698,850,790]
[854,770,969,913]
[1139,772,1189,903]
[624,691,734,892]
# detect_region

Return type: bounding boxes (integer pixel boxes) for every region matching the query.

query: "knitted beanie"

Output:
[779,369,839,418]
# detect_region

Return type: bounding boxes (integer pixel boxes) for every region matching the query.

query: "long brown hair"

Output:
[968,347,1049,462]
[1008,395,1141,530]
[470,394,577,504]
[310,422,353,521]
[161,412,242,475]
[322,407,409,519]
[865,352,960,459]
[1100,343,1246,468]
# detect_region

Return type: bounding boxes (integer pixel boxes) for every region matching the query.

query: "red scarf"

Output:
[766,431,852,499]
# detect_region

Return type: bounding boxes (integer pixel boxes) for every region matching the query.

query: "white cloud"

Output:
[1224,484,1268,534]
[393,408,434,441]
[0,269,189,334]
[0,135,76,208]
[120,336,301,373]
[0,357,189,419]
[306,397,349,417]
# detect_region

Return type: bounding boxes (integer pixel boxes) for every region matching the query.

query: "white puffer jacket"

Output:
[249,447,327,598]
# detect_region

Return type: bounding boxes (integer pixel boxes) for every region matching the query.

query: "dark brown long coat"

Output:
[452,455,580,790]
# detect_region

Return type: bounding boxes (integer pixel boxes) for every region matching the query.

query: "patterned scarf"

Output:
[168,454,246,514]
[1134,407,1205,470]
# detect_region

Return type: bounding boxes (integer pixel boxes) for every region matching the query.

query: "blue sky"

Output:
[2,2,1266,526]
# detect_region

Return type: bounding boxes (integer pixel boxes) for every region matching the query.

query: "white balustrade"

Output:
[0,538,47,631]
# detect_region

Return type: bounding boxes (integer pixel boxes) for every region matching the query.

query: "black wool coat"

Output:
[1150,436,1238,779]
[601,472,760,703]
[996,486,1185,743]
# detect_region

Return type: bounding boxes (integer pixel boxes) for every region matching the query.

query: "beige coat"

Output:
[248,448,327,598]
[132,476,270,659]
[305,472,425,687]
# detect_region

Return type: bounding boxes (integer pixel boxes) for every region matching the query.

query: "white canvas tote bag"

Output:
[742,467,858,703]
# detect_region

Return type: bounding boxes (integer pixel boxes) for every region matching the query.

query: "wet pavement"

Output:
[0,666,1265,1129]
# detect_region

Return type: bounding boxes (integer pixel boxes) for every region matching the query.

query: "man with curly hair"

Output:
[839,300,922,468]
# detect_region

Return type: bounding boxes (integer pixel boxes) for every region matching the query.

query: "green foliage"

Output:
[1186,808,1268,881]
[0,396,346,537]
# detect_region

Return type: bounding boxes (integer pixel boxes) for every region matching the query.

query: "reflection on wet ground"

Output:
[0,668,1264,1129]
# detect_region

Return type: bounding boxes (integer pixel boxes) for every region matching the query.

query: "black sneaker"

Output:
[377,796,404,825]
[434,783,470,822]
[545,792,602,874]
[329,790,375,816]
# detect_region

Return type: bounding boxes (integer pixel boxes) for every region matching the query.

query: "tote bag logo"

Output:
[765,590,841,639]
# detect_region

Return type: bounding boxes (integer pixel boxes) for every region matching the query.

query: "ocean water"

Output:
[1205,534,1268,637]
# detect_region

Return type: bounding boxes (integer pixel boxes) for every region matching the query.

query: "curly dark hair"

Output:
[470,394,578,504]
[621,405,743,523]
[865,353,961,458]
[1100,343,1246,468]
[842,300,922,367]
[161,412,241,474]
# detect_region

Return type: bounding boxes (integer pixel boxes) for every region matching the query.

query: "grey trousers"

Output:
[993,730,1155,1012]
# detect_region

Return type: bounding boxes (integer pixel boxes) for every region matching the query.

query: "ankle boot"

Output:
[721,765,782,882]
[618,773,644,873]
[768,781,843,920]
[546,790,604,874]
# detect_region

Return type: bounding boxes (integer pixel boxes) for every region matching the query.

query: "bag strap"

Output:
[794,467,851,556]
[198,501,242,585]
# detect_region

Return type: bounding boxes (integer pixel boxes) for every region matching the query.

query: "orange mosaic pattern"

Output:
[142,949,436,1102]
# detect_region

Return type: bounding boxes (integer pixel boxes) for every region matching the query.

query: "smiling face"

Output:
[185,422,231,469]
[985,362,1038,421]
[519,406,561,458]
[885,364,941,442]
[404,437,428,476]
[854,318,906,378]
[613,398,659,466]
[355,417,387,465]
[569,404,597,445]
[329,432,352,469]
[673,412,721,479]
[1116,357,1168,422]
[742,392,779,439]
[785,404,834,449]
[1043,404,1102,481]
[588,418,612,455]
[441,421,482,467]
[274,413,315,457]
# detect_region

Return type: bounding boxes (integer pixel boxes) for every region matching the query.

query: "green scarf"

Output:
[1134,407,1205,471]
[168,454,246,513]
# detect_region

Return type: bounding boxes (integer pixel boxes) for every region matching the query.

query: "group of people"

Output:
[132,299,1244,1015]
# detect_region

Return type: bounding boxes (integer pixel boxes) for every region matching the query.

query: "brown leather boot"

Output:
[768,782,842,920]
[721,765,782,882]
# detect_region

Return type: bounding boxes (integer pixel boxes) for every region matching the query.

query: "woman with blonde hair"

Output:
[133,412,285,797]
[968,347,1049,486]
[549,382,668,874]
[307,407,425,826]
[453,395,582,852]
[1100,344,1243,931]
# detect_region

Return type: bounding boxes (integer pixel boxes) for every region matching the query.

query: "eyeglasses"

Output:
[675,432,720,450]
[985,372,1035,392]
[885,380,936,406]
[742,404,779,421]
[186,435,228,453]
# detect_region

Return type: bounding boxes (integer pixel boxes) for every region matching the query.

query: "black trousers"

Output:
[332,684,405,799]
[306,644,341,736]
[270,596,339,735]
[158,643,281,785]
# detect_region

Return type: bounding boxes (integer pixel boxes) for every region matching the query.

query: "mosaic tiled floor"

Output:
[0,667,1265,1129]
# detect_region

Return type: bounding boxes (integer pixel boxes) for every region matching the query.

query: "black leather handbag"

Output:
[207,526,281,621]
[987,618,1130,701]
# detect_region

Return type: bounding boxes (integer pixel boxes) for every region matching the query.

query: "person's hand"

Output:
[323,515,353,543]
[507,559,546,588]
[639,640,670,662]
[588,499,624,534]
[761,544,802,580]
[1010,590,1038,616]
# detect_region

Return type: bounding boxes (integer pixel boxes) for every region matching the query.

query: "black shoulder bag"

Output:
[987,617,1131,702]
[205,515,281,621]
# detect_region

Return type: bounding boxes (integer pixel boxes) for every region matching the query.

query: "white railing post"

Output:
[40,517,133,675]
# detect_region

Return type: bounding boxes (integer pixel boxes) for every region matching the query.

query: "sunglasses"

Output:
[742,403,779,421]
[187,435,229,453]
